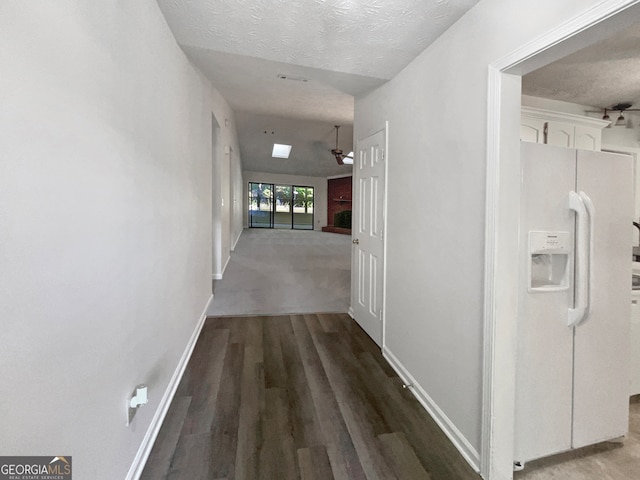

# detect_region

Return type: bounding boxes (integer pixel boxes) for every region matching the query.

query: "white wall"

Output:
[0,2,239,479]
[354,0,624,469]
[210,118,243,279]
[243,171,328,230]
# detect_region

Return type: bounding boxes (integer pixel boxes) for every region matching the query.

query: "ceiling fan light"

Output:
[615,113,626,126]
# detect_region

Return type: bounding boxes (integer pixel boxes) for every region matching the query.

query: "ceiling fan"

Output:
[331,125,353,165]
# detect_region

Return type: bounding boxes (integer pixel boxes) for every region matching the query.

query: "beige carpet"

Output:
[207,228,352,316]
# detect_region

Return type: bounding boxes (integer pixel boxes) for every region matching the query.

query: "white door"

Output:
[572,149,631,448]
[351,129,386,346]
[515,142,575,462]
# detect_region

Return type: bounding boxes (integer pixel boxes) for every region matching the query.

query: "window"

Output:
[248,182,314,230]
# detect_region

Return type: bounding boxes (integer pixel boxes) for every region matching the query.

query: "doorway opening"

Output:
[483,2,640,479]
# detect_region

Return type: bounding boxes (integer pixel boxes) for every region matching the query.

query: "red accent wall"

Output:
[327,176,352,225]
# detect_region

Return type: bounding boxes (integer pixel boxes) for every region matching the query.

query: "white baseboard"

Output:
[348,306,354,318]
[232,230,242,251]
[212,255,230,280]
[382,346,481,473]
[221,254,231,277]
[125,294,213,480]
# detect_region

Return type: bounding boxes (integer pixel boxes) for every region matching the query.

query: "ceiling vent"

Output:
[277,74,308,82]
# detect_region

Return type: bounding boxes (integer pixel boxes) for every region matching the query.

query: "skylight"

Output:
[272,144,292,158]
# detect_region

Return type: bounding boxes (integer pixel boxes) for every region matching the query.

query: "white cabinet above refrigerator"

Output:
[521,107,610,151]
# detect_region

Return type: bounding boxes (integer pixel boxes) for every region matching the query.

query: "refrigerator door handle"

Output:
[577,191,595,326]
[568,191,588,327]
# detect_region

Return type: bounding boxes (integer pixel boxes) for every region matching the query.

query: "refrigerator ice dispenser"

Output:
[529,231,570,291]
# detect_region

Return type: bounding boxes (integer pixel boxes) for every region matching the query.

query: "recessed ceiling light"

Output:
[272,144,292,158]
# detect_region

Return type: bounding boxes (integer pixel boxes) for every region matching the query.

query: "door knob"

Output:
[352,238,359,244]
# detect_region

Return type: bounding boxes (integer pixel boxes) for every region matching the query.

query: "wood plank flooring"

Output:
[140,313,480,480]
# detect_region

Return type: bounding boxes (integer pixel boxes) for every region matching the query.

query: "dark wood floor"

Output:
[141,313,480,480]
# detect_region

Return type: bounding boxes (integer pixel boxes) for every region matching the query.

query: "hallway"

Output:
[208,229,352,317]
[141,313,481,480]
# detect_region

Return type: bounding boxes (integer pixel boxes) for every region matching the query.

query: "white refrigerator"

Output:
[514,142,633,464]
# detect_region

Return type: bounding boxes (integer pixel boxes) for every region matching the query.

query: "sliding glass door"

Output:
[248,182,273,228]
[274,184,292,229]
[293,186,314,229]
[248,182,313,230]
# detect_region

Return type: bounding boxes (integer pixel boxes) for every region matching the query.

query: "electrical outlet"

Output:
[126,384,149,426]
[126,386,138,426]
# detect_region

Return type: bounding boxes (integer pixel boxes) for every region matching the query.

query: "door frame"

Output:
[482,1,640,478]
[349,122,389,347]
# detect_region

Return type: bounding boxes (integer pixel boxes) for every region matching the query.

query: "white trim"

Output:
[481,65,502,480]
[521,106,610,129]
[381,121,389,352]
[383,346,481,472]
[221,253,231,277]
[125,294,213,480]
[348,306,354,318]
[212,273,223,280]
[326,173,353,180]
[231,229,243,251]
[492,0,640,74]
[482,1,640,479]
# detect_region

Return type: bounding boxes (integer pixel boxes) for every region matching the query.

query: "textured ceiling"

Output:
[157,0,480,176]
[159,0,479,79]
[523,21,640,110]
